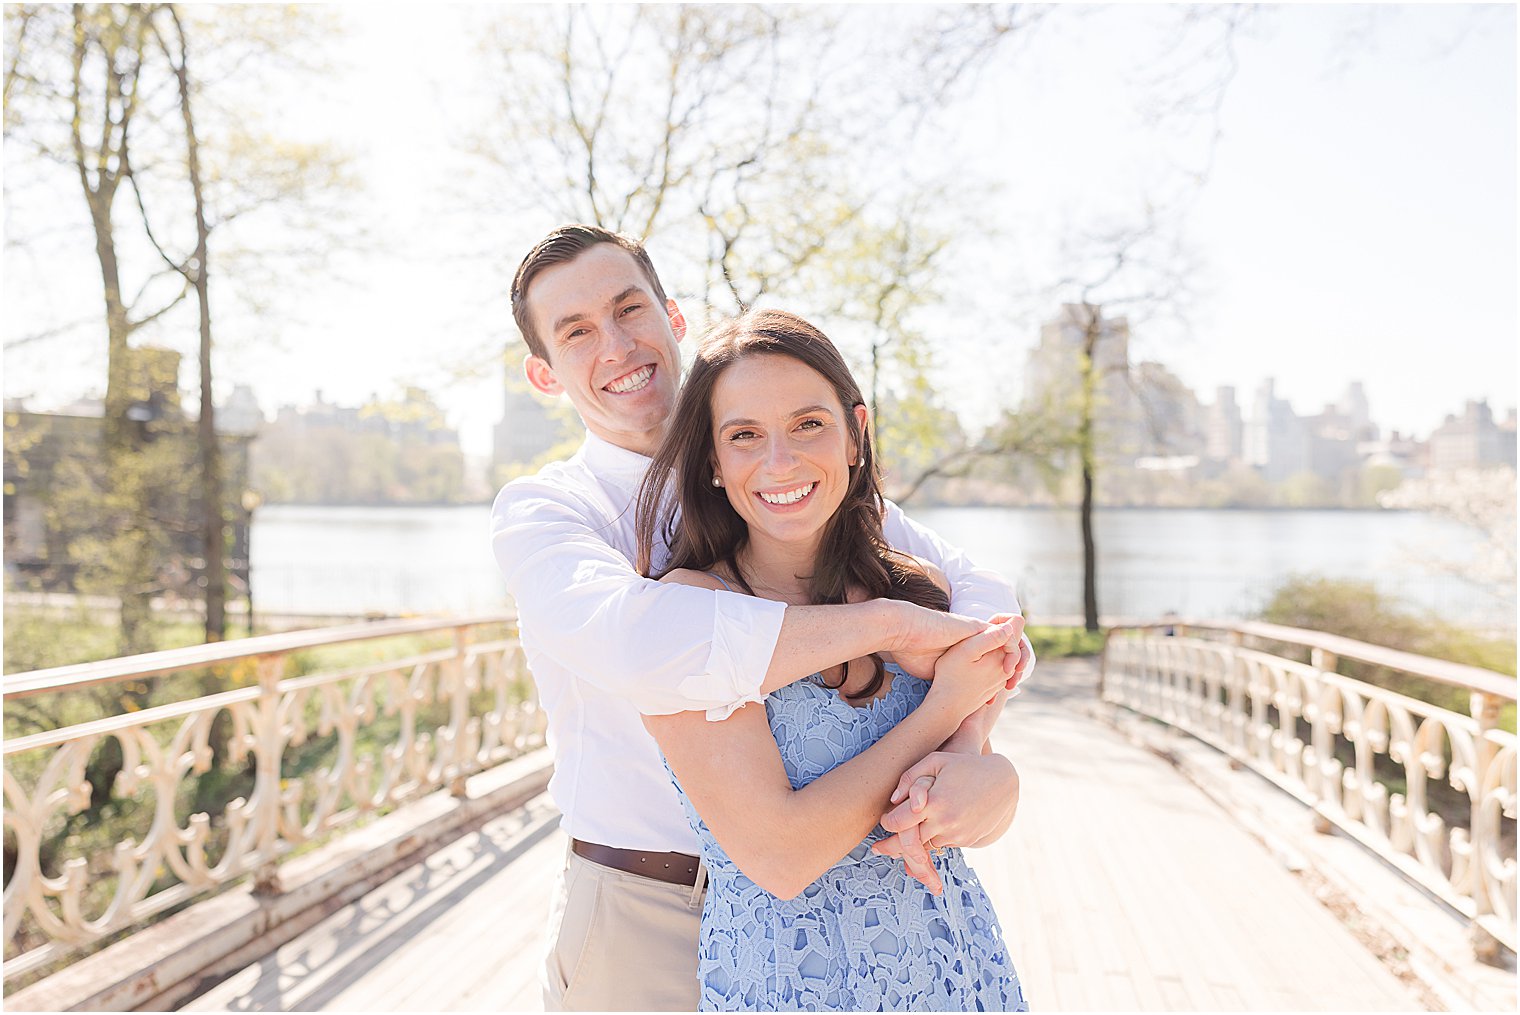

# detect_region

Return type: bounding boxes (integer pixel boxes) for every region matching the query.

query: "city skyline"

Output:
[10,328,1515,453]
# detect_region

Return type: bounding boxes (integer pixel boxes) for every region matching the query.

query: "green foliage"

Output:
[1274,471,1334,508]
[1027,625,1106,659]
[2,603,201,676]
[1357,463,1404,505]
[1257,574,1516,730]
[1192,463,1273,509]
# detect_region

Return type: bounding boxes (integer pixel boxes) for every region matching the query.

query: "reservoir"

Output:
[250,505,1511,630]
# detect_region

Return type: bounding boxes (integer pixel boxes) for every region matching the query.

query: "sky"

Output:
[4,3,1516,457]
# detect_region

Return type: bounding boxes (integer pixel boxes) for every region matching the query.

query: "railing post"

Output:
[449,624,474,799]
[252,652,285,895]
[1226,629,1247,763]
[1308,647,1337,833]
[1098,627,1114,700]
[1469,690,1503,964]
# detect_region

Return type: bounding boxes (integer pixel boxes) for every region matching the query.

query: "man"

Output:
[491,225,1032,1011]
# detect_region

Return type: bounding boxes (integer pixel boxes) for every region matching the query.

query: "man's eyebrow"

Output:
[549,287,647,337]
[549,311,588,336]
[718,405,836,429]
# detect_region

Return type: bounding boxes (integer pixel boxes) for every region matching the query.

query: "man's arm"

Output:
[491,478,986,719]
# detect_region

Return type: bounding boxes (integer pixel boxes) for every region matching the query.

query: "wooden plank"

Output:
[180,659,1431,1014]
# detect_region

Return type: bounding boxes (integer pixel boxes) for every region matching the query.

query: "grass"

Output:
[1026,624,1106,659]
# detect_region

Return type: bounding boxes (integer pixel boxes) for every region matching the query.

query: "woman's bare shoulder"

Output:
[658,567,729,591]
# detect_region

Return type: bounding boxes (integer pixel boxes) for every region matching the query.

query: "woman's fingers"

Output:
[949,618,1020,663]
[896,821,942,896]
[1003,637,1033,687]
[898,812,932,878]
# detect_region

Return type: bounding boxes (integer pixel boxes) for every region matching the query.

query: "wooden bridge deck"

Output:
[184,660,1431,1012]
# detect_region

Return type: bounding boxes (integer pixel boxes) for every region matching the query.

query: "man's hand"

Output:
[884,602,987,680]
[871,752,1020,867]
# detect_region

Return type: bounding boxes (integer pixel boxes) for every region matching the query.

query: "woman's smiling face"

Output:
[710,353,868,551]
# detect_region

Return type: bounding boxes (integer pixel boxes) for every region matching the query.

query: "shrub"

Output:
[1256,574,1515,730]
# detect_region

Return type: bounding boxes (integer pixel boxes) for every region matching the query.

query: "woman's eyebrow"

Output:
[718,405,835,429]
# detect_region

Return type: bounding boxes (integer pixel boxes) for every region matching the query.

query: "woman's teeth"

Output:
[758,483,815,505]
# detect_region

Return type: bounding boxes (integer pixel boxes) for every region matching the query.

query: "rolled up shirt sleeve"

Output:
[491,479,785,717]
[882,498,1036,682]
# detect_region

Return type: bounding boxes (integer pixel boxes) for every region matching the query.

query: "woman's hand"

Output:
[870,752,1021,876]
[924,616,1024,719]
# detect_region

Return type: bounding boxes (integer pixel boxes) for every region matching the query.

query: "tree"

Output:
[1380,468,1518,599]
[899,5,1252,627]
[1014,213,1195,631]
[126,3,351,639]
[5,4,193,653]
[136,4,225,639]
[464,5,1029,428]
[6,3,351,646]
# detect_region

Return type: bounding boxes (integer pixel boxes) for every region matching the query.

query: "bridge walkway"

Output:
[183,659,1430,1012]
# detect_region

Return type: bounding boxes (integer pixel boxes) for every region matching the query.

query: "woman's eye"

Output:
[729,430,758,441]
[797,419,824,430]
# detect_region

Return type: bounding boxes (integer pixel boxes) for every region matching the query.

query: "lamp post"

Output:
[240,489,263,636]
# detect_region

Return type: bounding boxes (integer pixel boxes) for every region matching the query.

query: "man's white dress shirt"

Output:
[491,432,1024,854]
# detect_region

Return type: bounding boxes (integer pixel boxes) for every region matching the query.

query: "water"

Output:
[910,507,1510,628]
[250,504,1513,629]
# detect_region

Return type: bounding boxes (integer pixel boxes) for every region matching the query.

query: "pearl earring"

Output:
[712,475,723,487]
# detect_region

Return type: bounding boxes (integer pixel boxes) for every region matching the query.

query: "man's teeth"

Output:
[605,365,654,393]
[759,483,815,505]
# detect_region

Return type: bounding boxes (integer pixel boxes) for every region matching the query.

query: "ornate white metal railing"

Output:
[2,614,545,982]
[1103,620,1517,959]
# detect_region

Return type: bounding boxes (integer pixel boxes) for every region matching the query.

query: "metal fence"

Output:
[2,614,544,983]
[1102,619,1517,960]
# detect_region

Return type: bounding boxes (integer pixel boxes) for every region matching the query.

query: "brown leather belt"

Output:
[571,838,700,887]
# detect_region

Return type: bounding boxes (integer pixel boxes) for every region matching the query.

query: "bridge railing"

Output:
[2,613,545,987]
[1102,619,1517,960]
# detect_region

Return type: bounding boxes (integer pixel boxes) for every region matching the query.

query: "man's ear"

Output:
[524,354,564,397]
[850,403,870,465]
[667,299,687,343]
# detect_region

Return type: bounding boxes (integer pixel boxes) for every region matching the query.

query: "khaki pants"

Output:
[542,845,708,1012]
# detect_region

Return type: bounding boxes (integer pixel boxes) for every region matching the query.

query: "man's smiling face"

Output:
[522,243,686,456]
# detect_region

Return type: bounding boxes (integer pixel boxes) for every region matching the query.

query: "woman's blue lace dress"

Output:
[669,665,1027,1012]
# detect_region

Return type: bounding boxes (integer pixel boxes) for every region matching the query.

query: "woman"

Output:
[633,309,1027,1011]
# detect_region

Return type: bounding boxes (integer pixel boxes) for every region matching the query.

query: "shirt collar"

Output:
[579,431,654,489]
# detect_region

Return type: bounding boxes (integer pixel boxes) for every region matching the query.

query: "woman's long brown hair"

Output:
[634,309,948,700]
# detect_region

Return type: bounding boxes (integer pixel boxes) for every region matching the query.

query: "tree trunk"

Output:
[1080,453,1098,632]
[1079,304,1101,633]
[166,6,225,643]
[72,5,154,656]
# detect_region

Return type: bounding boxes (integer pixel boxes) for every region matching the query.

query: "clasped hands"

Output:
[875,614,1029,895]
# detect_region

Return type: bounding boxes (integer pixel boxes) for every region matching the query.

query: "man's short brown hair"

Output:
[510,225,670,362]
